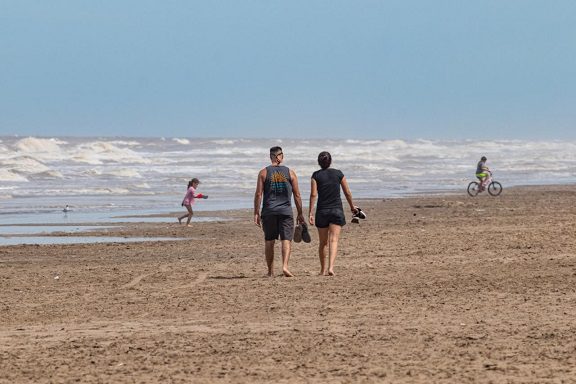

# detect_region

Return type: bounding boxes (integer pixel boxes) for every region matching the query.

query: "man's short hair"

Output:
[270,146,283,158]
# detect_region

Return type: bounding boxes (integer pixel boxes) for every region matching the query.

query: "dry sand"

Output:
[1,185,576,383]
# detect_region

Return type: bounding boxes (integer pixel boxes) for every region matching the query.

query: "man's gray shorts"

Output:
[262,214,294,241]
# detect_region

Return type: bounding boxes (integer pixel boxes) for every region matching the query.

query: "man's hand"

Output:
[297,213,305,225]
[254,213,261,227]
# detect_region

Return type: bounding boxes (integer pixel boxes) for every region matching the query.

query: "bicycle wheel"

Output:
[488,181,503,196]
[467,181,480,197]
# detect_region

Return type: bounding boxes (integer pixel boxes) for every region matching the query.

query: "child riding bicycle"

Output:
[476,156,491,192]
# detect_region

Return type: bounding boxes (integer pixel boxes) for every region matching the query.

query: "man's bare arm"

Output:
[254,169,265,226]
[290,169,304,223]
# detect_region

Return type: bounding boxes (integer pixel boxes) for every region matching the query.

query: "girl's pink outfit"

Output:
[182,187,204,205]
[182,186,201,206]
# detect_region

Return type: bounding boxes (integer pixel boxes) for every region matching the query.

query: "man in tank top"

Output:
[254,146,305,277]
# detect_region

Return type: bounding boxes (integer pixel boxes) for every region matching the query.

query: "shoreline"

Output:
[2,183,575,245]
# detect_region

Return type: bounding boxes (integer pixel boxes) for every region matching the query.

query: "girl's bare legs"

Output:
[327,224,342,276]
[185,205,193,226]
[178,205,193,226]
[317,227,329,275]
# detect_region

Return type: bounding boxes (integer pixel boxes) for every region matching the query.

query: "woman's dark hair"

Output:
[481,156,487,161]
[318,151,332,169]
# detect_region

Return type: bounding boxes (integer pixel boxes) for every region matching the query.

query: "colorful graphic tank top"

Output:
[261,165,293,216]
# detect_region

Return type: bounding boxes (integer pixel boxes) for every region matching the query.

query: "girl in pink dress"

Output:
[178,178,208,226]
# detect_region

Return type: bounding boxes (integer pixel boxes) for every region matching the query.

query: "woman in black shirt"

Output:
[309,151,359,276]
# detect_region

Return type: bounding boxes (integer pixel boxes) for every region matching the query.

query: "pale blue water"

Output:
[0,236,187,246]
[0,225,116,235]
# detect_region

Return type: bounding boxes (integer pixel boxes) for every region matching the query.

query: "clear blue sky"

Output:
[1,1,575,140]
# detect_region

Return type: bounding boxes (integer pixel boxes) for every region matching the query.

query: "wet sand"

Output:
[1,185,576,383]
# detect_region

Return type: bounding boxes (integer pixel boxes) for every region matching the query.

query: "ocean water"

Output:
[1,136,575,226]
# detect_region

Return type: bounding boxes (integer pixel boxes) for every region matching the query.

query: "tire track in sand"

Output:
[121,265,169,289]
[167,272,208,291]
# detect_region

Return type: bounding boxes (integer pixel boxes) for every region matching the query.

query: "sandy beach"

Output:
[1,185,576,383]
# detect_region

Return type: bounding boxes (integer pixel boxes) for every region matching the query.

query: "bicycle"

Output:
[467,172,503,197]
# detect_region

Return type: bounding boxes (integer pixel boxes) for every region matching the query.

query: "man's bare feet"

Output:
[283,269,294,277]
[186,224,192,227]
[319,270,327,276]
[328,270,335,276]
[178,217,182,225]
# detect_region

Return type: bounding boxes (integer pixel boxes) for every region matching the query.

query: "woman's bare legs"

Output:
[317,224,342,275]
[327,224,342,276]
[317,227,329,275]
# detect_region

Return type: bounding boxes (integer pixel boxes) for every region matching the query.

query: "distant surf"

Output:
[1,136,575,223]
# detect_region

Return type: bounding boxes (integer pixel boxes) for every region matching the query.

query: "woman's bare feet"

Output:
[328,270,335,276]
[283,268,294,277]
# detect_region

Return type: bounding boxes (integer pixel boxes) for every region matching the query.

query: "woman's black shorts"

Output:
[315,208,346,228]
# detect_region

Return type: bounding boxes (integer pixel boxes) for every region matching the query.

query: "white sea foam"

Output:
[0,156,52,176]
[105,169,143,178]
[0,169,28,182]
[108,140,141,146]
[131,182,151,189]
[83,169,104,176]
[28,170,64,179]
[173,138,190,145]
[210,139,240,145]
[14,137,67,153]
[71,141,150,165]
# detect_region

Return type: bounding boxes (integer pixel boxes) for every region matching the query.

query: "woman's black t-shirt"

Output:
[312,168,344,211]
